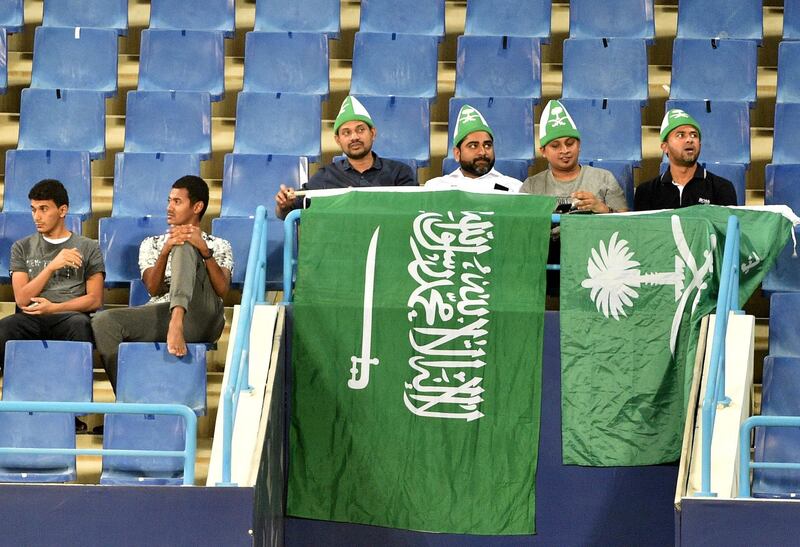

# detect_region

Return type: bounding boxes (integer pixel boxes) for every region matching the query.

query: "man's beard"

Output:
[460,156,494,177]
[344,143,371,161]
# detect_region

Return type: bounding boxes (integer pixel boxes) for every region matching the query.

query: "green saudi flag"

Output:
[287,190,556,535]
[560,206,792,466]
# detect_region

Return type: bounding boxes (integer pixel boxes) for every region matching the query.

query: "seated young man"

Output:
[91,175,233,390]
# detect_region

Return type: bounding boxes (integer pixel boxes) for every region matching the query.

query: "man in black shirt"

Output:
[634,108,738,211]
[274,95,417,219]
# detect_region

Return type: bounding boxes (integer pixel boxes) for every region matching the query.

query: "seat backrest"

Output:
[766,163,800,213]
[772,103,800,165]
[0,28,7,93]
[768,293,800,357]
[777,41,800,103]
[359,0,445,39]
[464,0,551,42]
[447,96,535,162]
[3,341,93,402]
[665,99,750,166]
[559,98,643,165]
[242,31,329,97]
[0,0,23,33]
[350,32,439,100]
[587,159,635,209]
[352,95,431,164]
[98,215,170,286]
[42,0,128,35]
[762,225,800,294]
[138,29,225,101]
[569,0,655,42]
[220,153,305,217]
[112,152,201,217]
[785,0,800,40]
[562,38,648,105]
[101,414,186,481]
[212,216,285,289]
[442,157,530,183]
[0,212,82,283]
[703,162,747,206]
[18,88,106,159]
[4,149,93,220]
[455,35,541,100]
[676,0,763,43]
[129,278,151,307]
[149,0,235,37]
[254,0,340,38]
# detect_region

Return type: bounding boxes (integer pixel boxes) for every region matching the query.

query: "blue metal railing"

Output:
[0,401,197,484]
[738,416,800,497]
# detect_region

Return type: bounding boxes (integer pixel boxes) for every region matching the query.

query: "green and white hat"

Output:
[660,108,701,142]
[453,104,493,147]
[334,96,374,134]
[538,100,581,147]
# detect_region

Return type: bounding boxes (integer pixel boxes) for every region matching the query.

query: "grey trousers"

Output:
[92,243,225,390]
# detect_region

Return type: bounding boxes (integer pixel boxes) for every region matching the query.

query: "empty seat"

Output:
[772,103,800,165]
[149,0,235,38]
[233,92,322,160]
[766,163,800,214]
[0,0,23,33]
[359,0,445,40]
[212,216,285,289]
[42,0,128,35]
[448,97,535,163]
[350,32,439,100]
[0,341,93,483]
[112,152,202,217]
[254,0,340,38]
[665,99,751,166]
[464,0,551,42]
[0,213,82,283]
[98,216,170,286]
[455,35,541,100]
[18,88,106,159]
[777,41,800,103]
[676,0,763,43]
[442,157,530,182]
[670,38,757,107]
[4,149,92,220]
[569,0,655,43]
[242,31,329,97]
[220,153,305,217]
[705,162,747,206]
[587,160,635,209]
[768,293,800,357]
[562,38,648,105]
[124,91,212,159]
[785,0,800,40]
[762,225,800,294]
[352,95,431,165]
[558,98,643,165]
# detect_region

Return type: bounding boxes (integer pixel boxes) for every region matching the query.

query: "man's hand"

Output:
[274,184,297,219]
[168,224,205,250]
[571,191,611,213]
[21,297,58,315]
[47,248,83,272]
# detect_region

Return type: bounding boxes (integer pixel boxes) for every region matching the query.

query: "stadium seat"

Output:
[704,162,747,206]
[98,216,170,286]
[42,0,128,35]
[233,92,322,160]
[0,341,93,483]
[448,97,535,163]
[665,99,751,166]
[777,41,800,103]
[772,103,800,165]
[785,0,800,40]
[455,35,541,100]
[670,38,757,107]
[254,0,340,38]
[220,153,305,217]
[442,157,530,183]
[587,159,635,209]
[559,98,643,165]
[212,216,285,289]
[0,0,22,33]
[765,163,800,212]
[242,31,329,97]
[561,38,648,105]
[350,32,439,100]
[129,278,151,307]
[352,95,431,165]
[112,152,202,217]
[0,213,82,283]
[676,0,763,43]
[768,293,800,357]
[149,0,235,38]
[124,91,212,160]
[0,28,7,94]
[359,0,445,40]
[4,149,92,220]
[31,27,118,97]
[762,225,800,294]
[569,0,655,43]
[464,0,551,43]
[138,29,225,101]
[18,88,106,159]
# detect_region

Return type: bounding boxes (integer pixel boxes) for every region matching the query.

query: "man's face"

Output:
[661,124,701,167]
[334,121,376,160]
[30,199,67,236]
[540,137,580,173]
[454,131,495,178]
[166,187,202,226]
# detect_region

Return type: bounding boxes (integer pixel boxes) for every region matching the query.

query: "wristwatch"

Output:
[200,247,214,260]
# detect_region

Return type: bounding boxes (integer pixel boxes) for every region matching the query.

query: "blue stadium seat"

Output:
[448,97,535,163]
[212,216,285,289]
[352,95,430,165]
[0,0,22,33]
[112,152,202,217]
[359,0,445,40]
[0,213,82,283]
[670,38,757,107]
[772,103,800,165]
[233,92,322,160]
[0,341,93,483]
[464,0,551,43]
[98,216,170,286]
[676,0,763,43]
[220,153,305,217]
[587,159,635,209]
[350,32,439,100]
[138,29,225,101]
[124,91,212,159]
[455,35,541,100]
[0,28,7,94]
[31,27,118,97]
[777,41,800,103]
[561,38,648,105]
[705,162,747,206]
[768,293,800,357]
[149,0,235,38]
[442,157,530,183]
[766,163,800,212]
[785,0,800,40]
[129,278,151,307]
[559,98,643,165]
[254,0,340,38]
[18,88,106,159]
[569,0,655,43]
[665,99,751,166]
[4,149,92,220]
[42,0,128,36]
[762,225,800,294]
[242,31,329,97]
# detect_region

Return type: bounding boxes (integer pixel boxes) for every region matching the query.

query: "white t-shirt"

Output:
[424,168,523,193]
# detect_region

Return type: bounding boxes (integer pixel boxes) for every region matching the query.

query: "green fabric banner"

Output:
[287,190,555,535]
[560,205,792,466]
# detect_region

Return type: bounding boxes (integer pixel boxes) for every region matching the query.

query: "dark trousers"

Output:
[0,311,93,369]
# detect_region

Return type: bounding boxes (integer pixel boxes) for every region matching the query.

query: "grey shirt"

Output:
[520,165,629,212]
[10,232,105,303]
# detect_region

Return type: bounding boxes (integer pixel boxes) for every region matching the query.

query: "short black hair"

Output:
[172,175,209,219]
[28,179,69,208]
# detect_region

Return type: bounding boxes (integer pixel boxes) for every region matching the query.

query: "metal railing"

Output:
[738,416,800,497]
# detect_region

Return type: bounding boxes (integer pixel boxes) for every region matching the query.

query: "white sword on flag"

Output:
[349,226,381,390]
